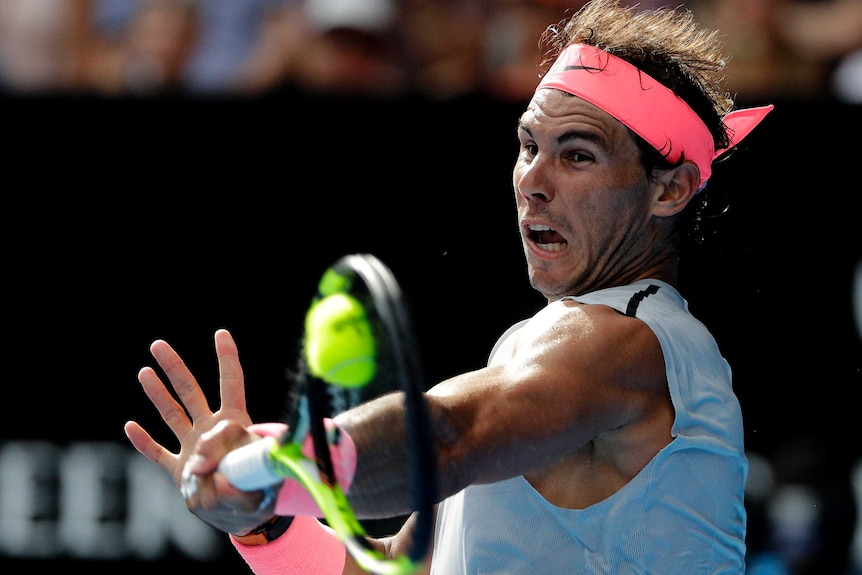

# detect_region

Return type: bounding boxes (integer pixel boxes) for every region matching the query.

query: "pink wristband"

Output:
[231,515,346,575]
[248,421,357,518]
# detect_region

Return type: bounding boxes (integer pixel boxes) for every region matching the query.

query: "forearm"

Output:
[336,392,417,519]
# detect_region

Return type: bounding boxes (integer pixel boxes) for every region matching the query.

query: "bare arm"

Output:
[339,299,670,513]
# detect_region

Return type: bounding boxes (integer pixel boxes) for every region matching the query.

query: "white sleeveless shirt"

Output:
[430,280,747,574]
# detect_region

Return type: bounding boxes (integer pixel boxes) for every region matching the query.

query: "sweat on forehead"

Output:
[536,44,773,190]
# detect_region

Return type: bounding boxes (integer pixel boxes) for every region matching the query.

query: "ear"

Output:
[651,162,700,218]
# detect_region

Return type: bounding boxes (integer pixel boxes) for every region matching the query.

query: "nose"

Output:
[514,157,553,204]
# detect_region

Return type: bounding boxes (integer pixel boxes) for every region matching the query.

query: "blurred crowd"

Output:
[0,0,860,103]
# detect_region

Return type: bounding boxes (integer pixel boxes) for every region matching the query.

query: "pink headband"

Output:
[536,44,773,189]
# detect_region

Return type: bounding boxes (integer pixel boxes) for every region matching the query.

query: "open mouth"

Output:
[527,224,567,252]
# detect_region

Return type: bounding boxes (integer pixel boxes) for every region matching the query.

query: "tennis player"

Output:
[124,0,773,572]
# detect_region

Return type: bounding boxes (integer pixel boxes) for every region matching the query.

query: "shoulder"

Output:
[507,297,665,389]
[483,295,670,446]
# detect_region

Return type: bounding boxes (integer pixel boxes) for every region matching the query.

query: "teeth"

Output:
[537,241,565,252]
[526,223,566,251]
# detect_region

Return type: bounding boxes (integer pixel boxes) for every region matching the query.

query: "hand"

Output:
[124,328,274,534]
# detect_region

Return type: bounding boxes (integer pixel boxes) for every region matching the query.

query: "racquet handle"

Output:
[218,436,285,491]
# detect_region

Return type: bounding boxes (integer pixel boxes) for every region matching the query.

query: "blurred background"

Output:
[1,1,860,574]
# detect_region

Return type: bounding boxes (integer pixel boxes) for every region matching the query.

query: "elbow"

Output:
[426,395,481,500]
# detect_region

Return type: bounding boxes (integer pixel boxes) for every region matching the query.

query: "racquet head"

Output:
[292,253,438,573]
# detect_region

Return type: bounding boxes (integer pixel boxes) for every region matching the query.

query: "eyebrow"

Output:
[518,121,606,148]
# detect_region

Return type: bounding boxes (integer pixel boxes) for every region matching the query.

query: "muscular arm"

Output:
[126,300,670,573]
[338,299,672,517]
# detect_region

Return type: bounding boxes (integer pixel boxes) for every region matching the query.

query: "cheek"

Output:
[578,188,643,235]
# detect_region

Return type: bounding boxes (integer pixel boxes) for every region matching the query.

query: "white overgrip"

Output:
[218,435,284,491]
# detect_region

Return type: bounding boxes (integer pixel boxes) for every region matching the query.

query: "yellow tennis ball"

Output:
[304,293,376,388]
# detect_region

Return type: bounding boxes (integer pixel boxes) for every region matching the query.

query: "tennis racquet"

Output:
[218,253,437,575]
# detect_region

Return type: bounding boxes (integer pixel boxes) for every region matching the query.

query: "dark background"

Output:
[2,93,861,572]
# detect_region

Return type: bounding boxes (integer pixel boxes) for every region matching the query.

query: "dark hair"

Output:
[539,0,734,149]
[538,0,739,244]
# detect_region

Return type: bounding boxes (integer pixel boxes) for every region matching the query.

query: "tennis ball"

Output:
[304,293,376,387]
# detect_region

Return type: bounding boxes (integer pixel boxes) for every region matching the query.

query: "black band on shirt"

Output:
[625,284,660,317]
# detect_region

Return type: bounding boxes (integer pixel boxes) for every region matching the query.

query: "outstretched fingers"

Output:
[137,364,195,441]
[149,338,213,424]
[127,329,255,490]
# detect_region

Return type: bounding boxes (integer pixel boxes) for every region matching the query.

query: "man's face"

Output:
[513,89,659,299]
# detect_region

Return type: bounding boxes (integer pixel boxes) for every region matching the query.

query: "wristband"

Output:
[232,516,346,575]
[232,515,294,546]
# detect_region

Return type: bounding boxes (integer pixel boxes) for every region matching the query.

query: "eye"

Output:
[517,133,538,159]
[567,151,594,163]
